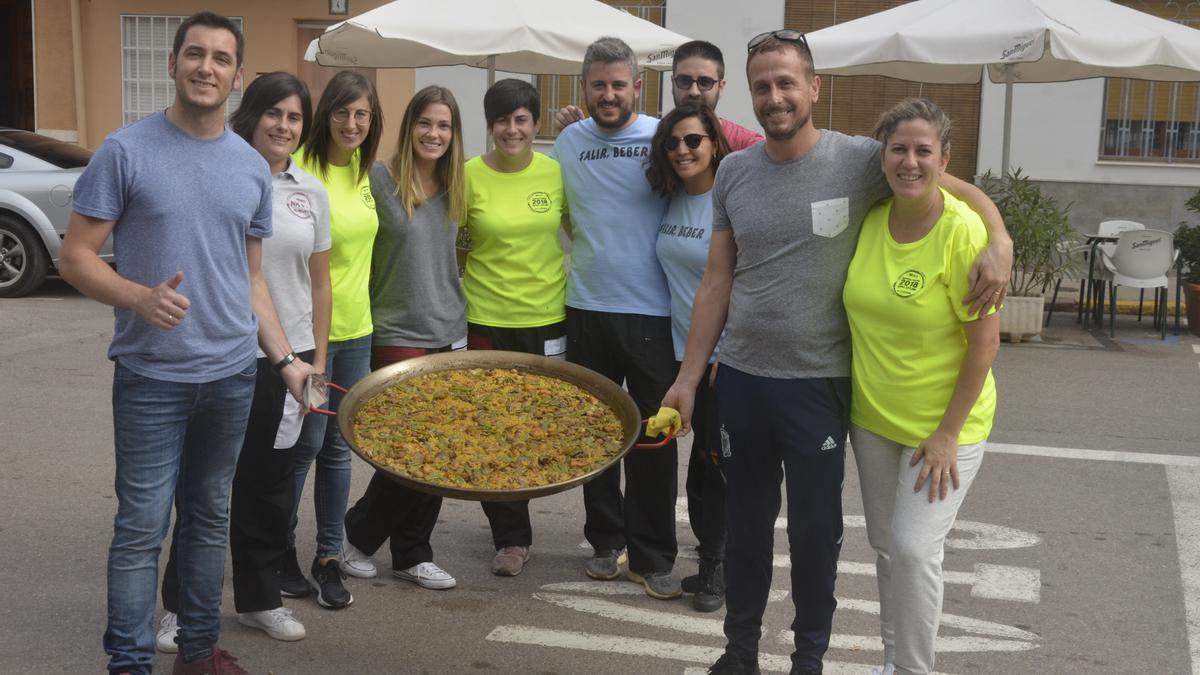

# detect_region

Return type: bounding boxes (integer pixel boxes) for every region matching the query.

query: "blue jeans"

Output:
[289,334,370,558]
[105,360,256,673]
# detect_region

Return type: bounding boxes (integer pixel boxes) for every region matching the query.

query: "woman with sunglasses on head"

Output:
[843,98,999,675]
[460,79,567,577]
[645,103,732,612]
[156,71,331,651]
[340,85,467,591]
[282,71,383,610]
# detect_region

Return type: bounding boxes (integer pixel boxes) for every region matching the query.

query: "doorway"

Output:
[0,0,35,130]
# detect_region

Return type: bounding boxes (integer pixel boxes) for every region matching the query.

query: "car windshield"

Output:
[0,129,91,168]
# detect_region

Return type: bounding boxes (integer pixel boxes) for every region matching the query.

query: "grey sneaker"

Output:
[491,546,530,576]
[584,548,627,580]
[626,569,682,599]
[155,611,178,653]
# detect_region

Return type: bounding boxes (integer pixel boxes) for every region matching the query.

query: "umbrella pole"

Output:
[485,55,497,152]
[1001,64,1014,176]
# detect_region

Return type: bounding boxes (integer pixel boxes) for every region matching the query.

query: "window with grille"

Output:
[535,0,666,138]
[121,15,243,126]
[1100,2,1200,163]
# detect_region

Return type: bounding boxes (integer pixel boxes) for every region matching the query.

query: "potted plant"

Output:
[979,169,1078,341]
[1177,189,1200,336]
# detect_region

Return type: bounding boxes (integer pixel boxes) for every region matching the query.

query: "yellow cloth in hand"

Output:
[646,407,681,438]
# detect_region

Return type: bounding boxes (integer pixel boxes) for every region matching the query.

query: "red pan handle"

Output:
[307,381,349,416]
[634,418,676,449]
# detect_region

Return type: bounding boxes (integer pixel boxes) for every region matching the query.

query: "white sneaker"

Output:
[871,665,896,675]
[238,607,306,641]
[155,612,178,653]
[393,561,456,589]
[340,543,378,579]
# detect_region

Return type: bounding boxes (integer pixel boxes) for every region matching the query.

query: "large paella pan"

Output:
[328,350,657,501]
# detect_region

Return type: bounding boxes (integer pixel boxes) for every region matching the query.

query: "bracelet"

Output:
[272,351,297,373]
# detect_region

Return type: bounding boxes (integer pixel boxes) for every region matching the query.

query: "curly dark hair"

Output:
[645,103,731,197]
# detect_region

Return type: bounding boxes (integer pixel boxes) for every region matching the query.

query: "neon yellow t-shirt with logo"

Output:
[843,189,996,448]
[463,153,566,328]
[292,150,377,342]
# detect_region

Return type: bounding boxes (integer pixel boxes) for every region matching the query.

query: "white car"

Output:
[0,128,113,297]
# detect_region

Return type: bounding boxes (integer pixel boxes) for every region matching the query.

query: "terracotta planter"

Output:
[1185,282,1200,338]
[999,295,1045,342]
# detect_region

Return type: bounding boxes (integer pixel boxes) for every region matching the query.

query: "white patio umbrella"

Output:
[304,0,691,81]
[804,0,1200,174]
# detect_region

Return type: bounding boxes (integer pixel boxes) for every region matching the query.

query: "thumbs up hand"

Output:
[137,271,192,330]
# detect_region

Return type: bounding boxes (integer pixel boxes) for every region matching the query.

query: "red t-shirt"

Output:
[720,118,764,151]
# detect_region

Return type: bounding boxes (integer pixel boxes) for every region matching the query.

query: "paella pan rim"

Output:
[336,350,643,502]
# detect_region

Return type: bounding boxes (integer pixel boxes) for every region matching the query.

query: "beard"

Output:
[593,101,636,131]
[757,105,810,142]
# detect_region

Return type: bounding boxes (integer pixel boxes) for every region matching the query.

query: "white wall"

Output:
[663,0,783,132]
[976,75,1200,187]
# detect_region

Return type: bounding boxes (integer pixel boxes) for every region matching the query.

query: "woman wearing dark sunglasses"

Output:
[645,102,732,613]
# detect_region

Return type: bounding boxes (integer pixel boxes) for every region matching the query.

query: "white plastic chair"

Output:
[1081,220,1145,326]
[1098,229,1176,339]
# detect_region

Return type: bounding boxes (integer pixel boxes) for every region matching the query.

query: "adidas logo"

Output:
[820,436,838,451]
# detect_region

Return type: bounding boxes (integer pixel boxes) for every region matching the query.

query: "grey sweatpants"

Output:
[850,425,986,675]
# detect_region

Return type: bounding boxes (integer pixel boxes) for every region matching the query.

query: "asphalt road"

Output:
[2,279,1198,674]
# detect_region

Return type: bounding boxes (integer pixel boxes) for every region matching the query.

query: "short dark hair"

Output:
[302,70,383,184]
[173,12,244,66]
[484,79,541,125]
[230,72,313,148]
[645,103,731,198]
[746,36,814,78]
[673,40,725,79]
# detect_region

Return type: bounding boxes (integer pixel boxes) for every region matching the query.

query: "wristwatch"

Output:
[272,351,297,373]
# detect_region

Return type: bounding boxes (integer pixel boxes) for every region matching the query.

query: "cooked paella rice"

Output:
[353,367,625,490]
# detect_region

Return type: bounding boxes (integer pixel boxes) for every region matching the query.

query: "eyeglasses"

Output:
[331,108,372,124]
[747,29,809,53]
[672,75,720,92]
[664,133,710,151]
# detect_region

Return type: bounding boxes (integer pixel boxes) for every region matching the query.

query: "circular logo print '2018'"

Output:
[893,269,926,297]
[527,192,551,213]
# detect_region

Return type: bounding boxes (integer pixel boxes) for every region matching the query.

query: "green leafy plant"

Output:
[979,169,1078,297]
[1178,189,1200,284]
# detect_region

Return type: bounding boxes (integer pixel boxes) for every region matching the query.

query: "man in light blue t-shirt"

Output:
[59,12,313,675]
[550,36,681,599]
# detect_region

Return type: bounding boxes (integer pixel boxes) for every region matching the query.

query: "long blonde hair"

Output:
[388,85,466,224]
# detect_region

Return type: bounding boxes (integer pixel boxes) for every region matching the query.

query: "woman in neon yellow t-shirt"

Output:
[284,71,383,610]
[462,79,566,577]
[842,98,1000,675]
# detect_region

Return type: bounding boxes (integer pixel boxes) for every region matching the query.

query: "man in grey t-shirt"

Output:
[662,31,1012,675]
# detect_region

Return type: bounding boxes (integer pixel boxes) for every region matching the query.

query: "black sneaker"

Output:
[310,557,353,609]
[681,573,702,594]
[278,547,311,599]
[708,651,761,675]
[693,561,725,613]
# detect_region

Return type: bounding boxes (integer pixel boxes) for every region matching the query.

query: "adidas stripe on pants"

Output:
[715,366,850,673]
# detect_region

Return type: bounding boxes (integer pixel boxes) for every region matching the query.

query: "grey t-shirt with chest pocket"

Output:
[712,130,889,379]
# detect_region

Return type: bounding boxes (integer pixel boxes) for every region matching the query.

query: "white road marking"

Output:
[987,442,1200,467]
[541,580,789,602]
[1192,344,1199,354]
[837,561,1041,603]
[534,592,722,636]
[485,625,939,674]
[1168,465,1200,675]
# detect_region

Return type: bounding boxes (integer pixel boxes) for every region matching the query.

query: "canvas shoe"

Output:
[394,561,457,589]
[156,612,178,654]
[871,666,896,675]
[310,557,353,609]
[626,569,682,599]
[491,545,531,576]
[340,543,379,579]
[238,607,306,641]
[584,548,627,580]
